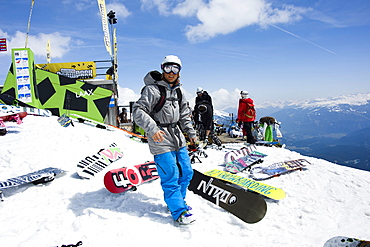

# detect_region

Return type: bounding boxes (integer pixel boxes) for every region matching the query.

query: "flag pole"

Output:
[25,0,35,48]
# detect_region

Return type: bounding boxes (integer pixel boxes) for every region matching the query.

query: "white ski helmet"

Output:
[196,87,203,94]
[161,55,182,68]
[240,90,249,98]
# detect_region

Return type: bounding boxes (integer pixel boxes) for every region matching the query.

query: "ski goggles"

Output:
[162,64,181,74]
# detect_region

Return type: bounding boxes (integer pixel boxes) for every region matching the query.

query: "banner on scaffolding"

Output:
[36,61,97,80]
[2,48,113,123]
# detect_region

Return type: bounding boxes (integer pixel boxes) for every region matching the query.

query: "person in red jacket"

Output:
[236,91,256,144]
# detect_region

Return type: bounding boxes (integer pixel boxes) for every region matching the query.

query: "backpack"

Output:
[140,84,182,114]
[244,102,256,120]
[153,85,182,114]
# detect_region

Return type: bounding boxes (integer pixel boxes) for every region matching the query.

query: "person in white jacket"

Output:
[132,55,197,225]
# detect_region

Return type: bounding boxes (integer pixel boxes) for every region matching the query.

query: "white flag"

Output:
[97,0,112,56]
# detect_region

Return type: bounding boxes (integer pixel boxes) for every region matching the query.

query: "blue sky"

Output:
[0,0,369,110]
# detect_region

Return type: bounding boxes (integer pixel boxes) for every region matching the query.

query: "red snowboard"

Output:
[0,111,27,124]
[104,161,159,193]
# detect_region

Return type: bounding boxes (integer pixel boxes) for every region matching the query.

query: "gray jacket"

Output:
[132,71,196,155]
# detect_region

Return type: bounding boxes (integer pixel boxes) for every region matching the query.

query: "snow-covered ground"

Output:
[1,114,370,247]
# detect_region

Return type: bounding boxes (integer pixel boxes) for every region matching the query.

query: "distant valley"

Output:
[214,93,370,172]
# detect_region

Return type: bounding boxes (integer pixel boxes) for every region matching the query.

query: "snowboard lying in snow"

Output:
[76,142,124,179]
[224,147,267,173]
[0,111,28,136]
[324,236,370,247]
[188,169,267,224]
[0,167,65,200]
[0,111,27,123]
[0,103,52,117]
[204,169,286,200]
[225,155,263,174]
[250,159,310,180]
[104,161,159,193]
[224,146,258,163]
[71,114,114,130]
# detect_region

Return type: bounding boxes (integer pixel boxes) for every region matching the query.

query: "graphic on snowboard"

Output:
[104,161,159,193]
[204,169,286,200]
[250,159,310,180]
[0,111,27,135]
[324,236,370,247]
[188,169,267,224]
[225,155,263,174]
[76,142,123,179]
[0,167,65,200]
[0,111,27,124]
[0,103,52,117]
[224,146,258,163]
[223,147,266,173]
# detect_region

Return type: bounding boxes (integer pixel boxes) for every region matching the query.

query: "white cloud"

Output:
[117,86,140,106]
[140,0,173,16]
[210,88,241,110]
[173,0,205,17]
[188,88,241,111]
[142,0,309,43]
[0,30,72,59]
[118,85,241,113]
[106,2,131,19]
[184,0,308,43]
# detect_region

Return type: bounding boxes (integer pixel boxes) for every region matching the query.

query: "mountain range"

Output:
[214,93,370,171]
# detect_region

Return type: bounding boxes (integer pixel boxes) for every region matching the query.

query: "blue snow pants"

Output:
[154,146,194,221]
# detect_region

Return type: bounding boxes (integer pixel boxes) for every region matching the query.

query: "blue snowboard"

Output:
[0,167,65,200]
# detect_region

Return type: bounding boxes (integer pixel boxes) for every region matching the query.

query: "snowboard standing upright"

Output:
[76,143,123,179]
[188,169,267,224]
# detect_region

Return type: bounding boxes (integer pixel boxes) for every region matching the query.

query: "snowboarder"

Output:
[193,87,214,143]
[132,55,197,225]
[236,90,256,144]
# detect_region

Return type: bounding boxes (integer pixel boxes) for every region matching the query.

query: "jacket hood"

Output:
[144,71,163,86]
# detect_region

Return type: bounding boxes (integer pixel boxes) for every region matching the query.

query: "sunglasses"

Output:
[162,64,181,74]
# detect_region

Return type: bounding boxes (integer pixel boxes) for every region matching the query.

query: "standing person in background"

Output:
[193,87,214,143]
[132,55,197,225]
[117,107,129,124]
[236,90,256,144]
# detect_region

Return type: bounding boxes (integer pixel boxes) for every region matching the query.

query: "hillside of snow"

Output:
[1,115,370,247]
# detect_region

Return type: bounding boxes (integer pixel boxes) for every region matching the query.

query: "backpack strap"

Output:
[152,85,182,114]
[153,85,167,114]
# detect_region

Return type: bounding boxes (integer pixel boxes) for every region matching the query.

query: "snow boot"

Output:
[176,210,196,225]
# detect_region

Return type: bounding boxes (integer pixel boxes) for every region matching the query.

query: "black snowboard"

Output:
[0,93,33,107]
[188,169,267,224]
